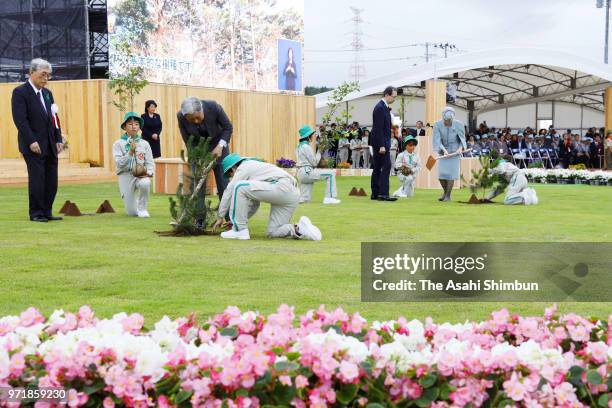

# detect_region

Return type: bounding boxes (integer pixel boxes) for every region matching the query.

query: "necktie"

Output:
[37,91,47,115]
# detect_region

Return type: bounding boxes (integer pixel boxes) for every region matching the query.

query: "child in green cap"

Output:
[112,111,154,217]
[295,125,340,204]
[392,135,421,198]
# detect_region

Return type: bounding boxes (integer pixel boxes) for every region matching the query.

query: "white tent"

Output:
[315,48,612,119]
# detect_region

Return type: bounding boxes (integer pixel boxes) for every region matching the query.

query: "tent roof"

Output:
[315,48,612,113]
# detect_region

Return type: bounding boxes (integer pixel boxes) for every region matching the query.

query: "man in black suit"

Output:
[412,120,426,136]
[177,97,233,196]
[177,97,233,228]
[11,58,64,222]
[370,86,397,201]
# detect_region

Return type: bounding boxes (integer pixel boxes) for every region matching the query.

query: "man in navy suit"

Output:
[369,86,398,201]
[11,59,64,222]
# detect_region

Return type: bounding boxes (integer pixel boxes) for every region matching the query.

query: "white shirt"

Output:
[28,79,47,114]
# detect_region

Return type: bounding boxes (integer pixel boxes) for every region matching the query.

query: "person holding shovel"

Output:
[432,106,466,202]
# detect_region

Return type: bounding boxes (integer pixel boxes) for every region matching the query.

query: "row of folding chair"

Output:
[463,148,559,168]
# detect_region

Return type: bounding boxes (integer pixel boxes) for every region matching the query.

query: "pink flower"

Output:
[568,324,590,342]
[9,353,25,375]
[553,382,579,405]
[102,397,115,408]
[279,375,292,386]
[67,389,88,407]
[491,308,510,327]
[19,307,44,326]
[586,341,608,364]
[544,304,557,320]
[339,361,359,382]
[503,372,527,401]
[295,375,309,388]
[121,313,144,334]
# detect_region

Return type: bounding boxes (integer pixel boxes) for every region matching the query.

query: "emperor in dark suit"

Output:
[11,59,64,222]
[370,86,398,201]
[177,97,233,228]
[177,97,233,197]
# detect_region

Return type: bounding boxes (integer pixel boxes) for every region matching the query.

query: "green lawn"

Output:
[0,177,610,324]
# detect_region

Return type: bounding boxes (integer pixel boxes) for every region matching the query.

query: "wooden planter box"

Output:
[154,158,216,195]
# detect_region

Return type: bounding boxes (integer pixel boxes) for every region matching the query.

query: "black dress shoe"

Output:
[370,195,378,200]
[377,196,398,201]
[46,216,63,221]
[31,216,48,222]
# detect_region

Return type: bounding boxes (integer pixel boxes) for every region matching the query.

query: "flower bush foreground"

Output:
[0,305,611,407]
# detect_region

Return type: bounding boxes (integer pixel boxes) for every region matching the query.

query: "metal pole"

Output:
[606,0,610,63]
[425,42,429,63]
[84,0,91,79]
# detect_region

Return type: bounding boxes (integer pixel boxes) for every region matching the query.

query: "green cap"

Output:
[299,125,315,141]
[222,153,246,174]
[403,135,418,145]
[120,111,144,129]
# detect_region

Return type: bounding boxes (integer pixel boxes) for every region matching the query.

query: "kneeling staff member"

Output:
[213,153,323,240]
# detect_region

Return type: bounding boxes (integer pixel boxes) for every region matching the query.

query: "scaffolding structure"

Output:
[0,0,108,82]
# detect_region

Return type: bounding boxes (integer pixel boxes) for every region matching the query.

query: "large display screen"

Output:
[107,0,304,92]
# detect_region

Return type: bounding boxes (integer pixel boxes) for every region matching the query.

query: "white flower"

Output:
[295,329,370,363]
[0,315,20,330]
[380,341,432,371]
[15,323,45,355]
[0,350,10,380]
[134,346,166,382]
[48,309,66,326]
[153,316,179,334]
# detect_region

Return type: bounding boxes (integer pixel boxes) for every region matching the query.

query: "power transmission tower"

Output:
[348,7,366,82]
[597,0,610,63]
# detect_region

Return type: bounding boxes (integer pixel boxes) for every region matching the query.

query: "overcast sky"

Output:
[304,0,608,87]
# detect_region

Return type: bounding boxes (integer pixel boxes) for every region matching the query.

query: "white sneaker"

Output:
[221,228,250,240]
[323,197,341,204]
[297,216,322,241]
[527,188,538,205]
[137,210,150,218]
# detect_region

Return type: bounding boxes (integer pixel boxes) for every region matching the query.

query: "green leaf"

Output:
[439,382,453,400]
[365,404,386,408]
[174,390,193,404]
[286,352,300,361]
[236,389,249,398]
[586,369,603,385]
[255,371,273,387]
[336,383,359,405]
[598,393,609,407]
[415,386,439,407]
[568,365,585,385]
[82,380,105,395]
[272,384,296,406]
[607,373,612,390]
[274,360,299,372]
[360,361,373,376]
[418,373,437,389]
[220,327,238,338]
[322,324,342,334]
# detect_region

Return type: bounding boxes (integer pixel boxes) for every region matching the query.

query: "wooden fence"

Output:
[0,80,315,170]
